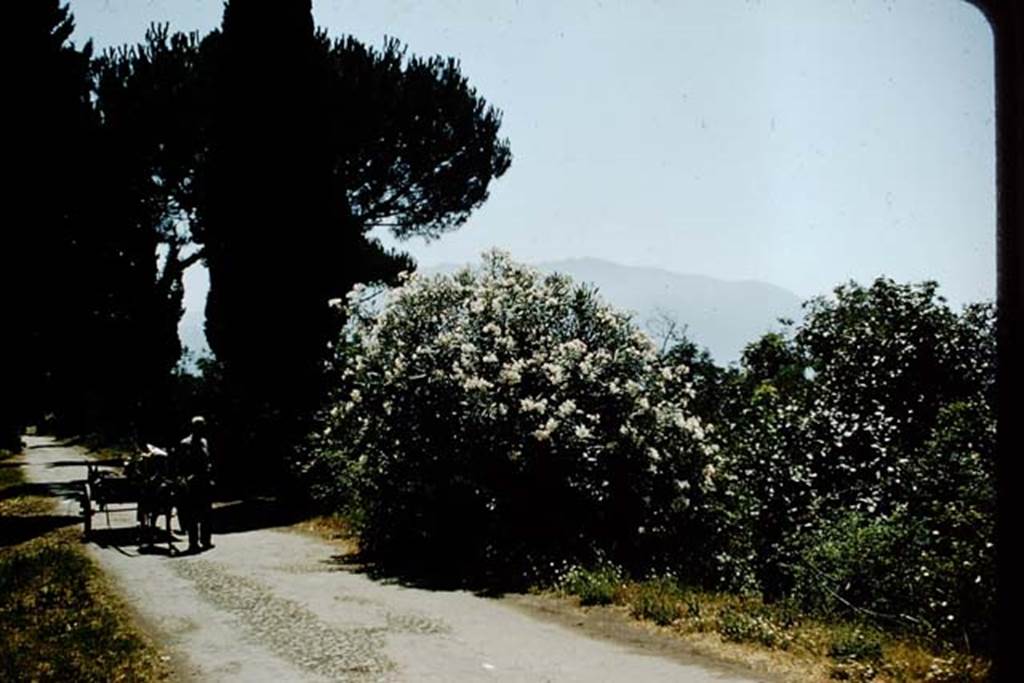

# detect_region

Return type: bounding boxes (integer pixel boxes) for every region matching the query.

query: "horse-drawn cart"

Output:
[81,446,177,551]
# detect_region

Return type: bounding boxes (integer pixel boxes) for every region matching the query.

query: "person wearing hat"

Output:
[176,415,214,553]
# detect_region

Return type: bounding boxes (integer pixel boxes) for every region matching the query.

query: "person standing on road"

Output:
[177,415,214,554]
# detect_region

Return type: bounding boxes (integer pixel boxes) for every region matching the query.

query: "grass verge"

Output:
[554,567,990,682]
[0,446,169,682]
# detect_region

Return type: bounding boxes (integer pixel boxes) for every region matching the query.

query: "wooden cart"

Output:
[81,457,177,551]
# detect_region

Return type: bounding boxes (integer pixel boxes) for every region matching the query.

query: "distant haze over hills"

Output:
[424,258,805,364]
[180,258,804,366]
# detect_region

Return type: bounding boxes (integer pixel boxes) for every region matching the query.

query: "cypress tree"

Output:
[198,0,351,484]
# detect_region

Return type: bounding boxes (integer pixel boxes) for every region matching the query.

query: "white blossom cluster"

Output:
[315,250,714,529]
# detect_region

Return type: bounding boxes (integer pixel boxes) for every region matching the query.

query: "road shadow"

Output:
[0,513,81,546]
[88,525,180,555]
[27,437,84,450]
[320,549,511,597]
[0,480,83,502]
[210,497,311,535]
[45,459,100,468]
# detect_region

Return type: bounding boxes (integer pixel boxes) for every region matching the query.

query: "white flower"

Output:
[463,376,493,391]
[560,339,587,357]
[543,362,566,385]
[647,447,661,462]
[499,366,522,385]
[350,389,362,403]
[482,322,502,336]
[557,399,577,417]
[520,397,548,414]
[574,425,592,439]
[532,418,560,441]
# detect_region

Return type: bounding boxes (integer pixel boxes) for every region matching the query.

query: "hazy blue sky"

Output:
[72,0,995,306]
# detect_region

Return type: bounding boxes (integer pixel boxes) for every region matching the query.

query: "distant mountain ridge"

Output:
[180,258,805,366]
[424,258,804,364]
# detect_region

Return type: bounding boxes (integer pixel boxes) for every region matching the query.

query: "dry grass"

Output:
[289,512,361,553]
[557,570,991,682]
[0,448,170,682]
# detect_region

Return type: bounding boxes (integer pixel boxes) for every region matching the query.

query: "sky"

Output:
[70,0,995,316]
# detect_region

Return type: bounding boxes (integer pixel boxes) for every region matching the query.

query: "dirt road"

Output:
[21,435,769,682]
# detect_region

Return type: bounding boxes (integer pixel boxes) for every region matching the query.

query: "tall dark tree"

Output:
[5,1,98,445]
[89,26,207,440]
[6,9,212,446]
[194,2,511,483]
[196,1,353,482]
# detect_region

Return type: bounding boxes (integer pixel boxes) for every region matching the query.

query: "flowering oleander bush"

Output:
[304,251,714,579]
[300,260,995,654]
[692,279,996,650]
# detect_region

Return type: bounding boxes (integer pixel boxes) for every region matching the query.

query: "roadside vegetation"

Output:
[0,447,167,682]
[555,566,989,682]
[301,255,995,681]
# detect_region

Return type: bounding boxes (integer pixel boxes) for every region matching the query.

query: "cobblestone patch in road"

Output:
[174,559,395,681]
[383,609,450,636]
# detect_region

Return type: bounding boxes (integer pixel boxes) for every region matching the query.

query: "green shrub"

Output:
[828,626,884,663]
[792,504,993,650]
[717,607,786,648]
[630,576,685,626]
[827,661,879,682]
[558,565,624,606]
[703,283,995,651]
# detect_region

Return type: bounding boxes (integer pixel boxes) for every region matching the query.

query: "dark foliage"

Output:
[6,2,509,469]
[678,279,996,651]
[194,3,511,485]
[319,34,512,240]
[195,1,348,483]
[4,5,210,447]
[6,1,99,443]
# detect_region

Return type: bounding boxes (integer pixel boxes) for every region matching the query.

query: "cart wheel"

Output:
[82,482,92,538]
